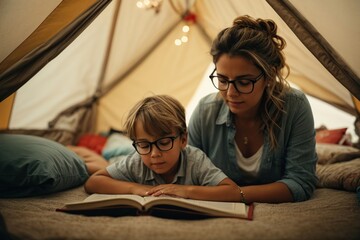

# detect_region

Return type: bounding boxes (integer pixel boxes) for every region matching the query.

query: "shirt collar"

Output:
[216,100,233,127]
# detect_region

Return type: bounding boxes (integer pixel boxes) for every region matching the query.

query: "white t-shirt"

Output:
[235,142,263,178]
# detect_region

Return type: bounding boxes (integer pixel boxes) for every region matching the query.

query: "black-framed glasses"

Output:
[209,68,264,94]
[132,135,180,155]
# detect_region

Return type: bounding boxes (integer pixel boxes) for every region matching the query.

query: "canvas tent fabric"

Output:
[0,0,359,145]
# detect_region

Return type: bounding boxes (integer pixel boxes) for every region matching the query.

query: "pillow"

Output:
[315,128,348,145]
[102,133,134,160]
[316,159,360,192]
[77,134,107,155]
[0,134,89,198]
[316,143,360,164]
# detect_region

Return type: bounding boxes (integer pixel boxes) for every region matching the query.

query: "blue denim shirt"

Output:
[188,88,318,201]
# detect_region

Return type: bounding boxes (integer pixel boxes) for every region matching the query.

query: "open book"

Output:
[57,194,254,220]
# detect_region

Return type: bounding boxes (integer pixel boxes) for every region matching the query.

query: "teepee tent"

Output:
[0,0,359,145]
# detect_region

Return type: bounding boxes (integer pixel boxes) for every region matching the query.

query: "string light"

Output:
[174,39,182,46]
[181,36,188,42]
[135,1,196,46]
[136,0,162,13]
[175,24,191,46]
[182,25,190,33]
[174,11,196,46]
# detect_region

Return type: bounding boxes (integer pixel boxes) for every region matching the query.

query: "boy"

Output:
[85,95,242,202]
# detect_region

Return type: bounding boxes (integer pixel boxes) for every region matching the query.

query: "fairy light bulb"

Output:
[175,39,182,46]
[182,25,190,33]
[181,36,188,43]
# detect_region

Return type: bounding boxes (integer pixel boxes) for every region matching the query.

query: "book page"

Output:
[64,194,146,211]
[84,194,145,204]
[142,196,247,218]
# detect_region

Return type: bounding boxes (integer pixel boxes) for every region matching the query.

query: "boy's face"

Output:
[133,121,187,182]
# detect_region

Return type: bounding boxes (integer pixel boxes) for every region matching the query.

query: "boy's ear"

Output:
[181,132,188,147]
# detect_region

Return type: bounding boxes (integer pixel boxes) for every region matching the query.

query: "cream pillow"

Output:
[316,143,360,164]
[316,159,360,191]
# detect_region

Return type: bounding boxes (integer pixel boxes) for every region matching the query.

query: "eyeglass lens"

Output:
[133,136,177,155]
[213,77,254,93]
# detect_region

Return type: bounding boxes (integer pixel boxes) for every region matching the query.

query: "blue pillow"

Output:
[102,133,134,160]
[0,134,89,198]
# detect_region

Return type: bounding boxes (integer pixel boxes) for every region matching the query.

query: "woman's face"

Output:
[216,54,267,117]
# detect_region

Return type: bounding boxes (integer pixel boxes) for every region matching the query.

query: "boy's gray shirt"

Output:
[107,145,227,186]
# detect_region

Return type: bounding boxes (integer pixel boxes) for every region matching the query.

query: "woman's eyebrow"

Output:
[217,72,255,78]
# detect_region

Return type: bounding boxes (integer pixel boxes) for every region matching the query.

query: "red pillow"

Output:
[77,134,107,155]
[316,128,348,144]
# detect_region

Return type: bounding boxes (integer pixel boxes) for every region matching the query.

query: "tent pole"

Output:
[95,0,122,96]
[266,0,360,99]
[0,93,15,129]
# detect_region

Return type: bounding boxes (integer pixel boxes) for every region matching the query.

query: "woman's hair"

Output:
[210,15,290,150]
[124,95,187,140]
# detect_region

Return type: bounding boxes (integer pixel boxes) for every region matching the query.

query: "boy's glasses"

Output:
[132,135,180,155]
[209,68,264,94]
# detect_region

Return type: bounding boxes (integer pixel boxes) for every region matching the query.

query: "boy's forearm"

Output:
[84,175,149,195]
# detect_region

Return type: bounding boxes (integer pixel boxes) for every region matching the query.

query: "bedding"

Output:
[316,159,360,191]
[0,187,359,240]
[0,134,359,239]
[315,127,351,145]
[77,134,108,155]
[316,143,360,164]
[0,134,88,198]
[101,132,134,160]
[315,143,360,191]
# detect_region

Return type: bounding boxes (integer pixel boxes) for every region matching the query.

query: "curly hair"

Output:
[210,15,291,150]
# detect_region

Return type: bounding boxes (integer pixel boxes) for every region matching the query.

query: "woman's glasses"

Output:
[209,68,264,94]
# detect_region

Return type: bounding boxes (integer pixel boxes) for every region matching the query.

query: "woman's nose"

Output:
[227,82,239,95]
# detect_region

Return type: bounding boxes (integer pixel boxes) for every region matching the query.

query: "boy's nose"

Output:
[150,145,162,157]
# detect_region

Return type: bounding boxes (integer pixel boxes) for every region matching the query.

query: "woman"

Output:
[188,15,318,203]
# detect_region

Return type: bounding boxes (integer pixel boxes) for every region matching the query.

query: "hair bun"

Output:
[260,19,286,50]
[258,19,277,38]
[233,15,262,32]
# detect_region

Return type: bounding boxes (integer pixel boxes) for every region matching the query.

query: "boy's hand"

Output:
[146,184,191,198]
[131,185,154,197]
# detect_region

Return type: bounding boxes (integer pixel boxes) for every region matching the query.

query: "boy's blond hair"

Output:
[124,95,187,140]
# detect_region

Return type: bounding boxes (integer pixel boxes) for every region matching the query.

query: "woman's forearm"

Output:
[241,182,293,203]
